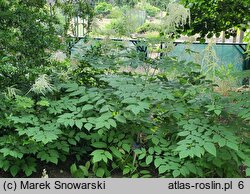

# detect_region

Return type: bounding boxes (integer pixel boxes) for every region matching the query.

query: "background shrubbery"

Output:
[95,2,113,16]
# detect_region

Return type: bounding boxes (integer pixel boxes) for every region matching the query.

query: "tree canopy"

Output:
[180,0,250,39]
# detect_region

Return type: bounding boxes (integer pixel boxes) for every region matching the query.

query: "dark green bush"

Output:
[95,2,112,16]
[0,40,249,177]
[136,22,161,33]
[0,0,61,89]
[136,2,160,17]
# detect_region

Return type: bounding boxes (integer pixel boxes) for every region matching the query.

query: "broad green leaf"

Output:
[154,146,162,155]
[138,153,146,160]
[146,155,153,165]
[245,159,250,167]
[246,168,250,176]
[132,173,139,178]
[137,101,150,109]
[90,150,105,155]
[104,122,111,129]
[24,165,36,177]
[70,164,77,175]
[158,165,168,174]
[141,174,152,178]
[212,158,223,167]
[79,166,88,177]
[179,150,189,159]
[15,96,34,109]
[100,112,113,120]
[110,146,122,159]
[98,129,104,136]
[84,123,93,131]
[214,109,221,115]
[68,139,77,145]
[148,147,154,155]
[68,119,74,127]
[218,138,226,147]
[204,142,216,156]
[96,99,106,106]
[100,105,110,113]
[49,156,58,164]
[102,155,108,163]
[78,96,89,103]
[84,161,90,170]
[213,134,221,143]
[173,170,181,177]
[69,86,85,96]
[226,141,238,151]
[75,120,83,129]
[104,151,113,160]
[91,95,102,103]
[166,93,175,100]
[178,131,190,137]
[133,149,142,155]
[92,154,103,163]
[192,146,204,158]
[122,144,130,152]
[114,114,126,123]
[92,142,107,148]
[122,97,137,104]
[65,83,78,92]
[185,163,196,174]
[180,166,189,176]
[95,122,106,129]
[96,168,105,177]
[152,137,160,145]
[108,119,117,128]
[123,168,130,175]
[154,158,163,168]
[131,106,141,115]
[37,100,49,107]
[10,165,20,177]
[140,170,150,174]
[82,104,94,111]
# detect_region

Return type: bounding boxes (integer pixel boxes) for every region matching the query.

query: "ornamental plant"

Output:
[0,38,249,178]
[0,0,249,178]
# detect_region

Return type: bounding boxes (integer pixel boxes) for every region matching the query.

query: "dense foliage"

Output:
[180,0,250,39]
[0,0,249,178]
[0,0,61,88]
[105,0,138,7]
[95,2,113,16]
[135,1,159,17]
[0,38,250,177]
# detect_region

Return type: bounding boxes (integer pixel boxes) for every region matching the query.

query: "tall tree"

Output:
[180,0,250,39]
[0,0,60,87]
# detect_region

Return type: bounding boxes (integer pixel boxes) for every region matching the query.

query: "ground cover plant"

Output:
[0,0,249,178]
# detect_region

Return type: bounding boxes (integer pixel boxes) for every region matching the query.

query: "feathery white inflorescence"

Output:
[163,3,190,33]
[30,74,54,95]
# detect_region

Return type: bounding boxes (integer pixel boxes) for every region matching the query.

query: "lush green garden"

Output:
[0,0,250,178]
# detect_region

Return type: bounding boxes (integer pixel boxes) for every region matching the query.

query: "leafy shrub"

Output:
[107,6,123,19]
[0,0,61,89]
[105,9,146,37]
[105,19,128,36]
[0,1,249,178]
[136,22,161,33]
[180,0,250,39]
[136,1,160,17]
[0,39,249,178]
[95,2,112,16]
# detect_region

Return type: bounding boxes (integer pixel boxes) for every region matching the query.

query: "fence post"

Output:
[221,31,225,43]
[239,30,244,43]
